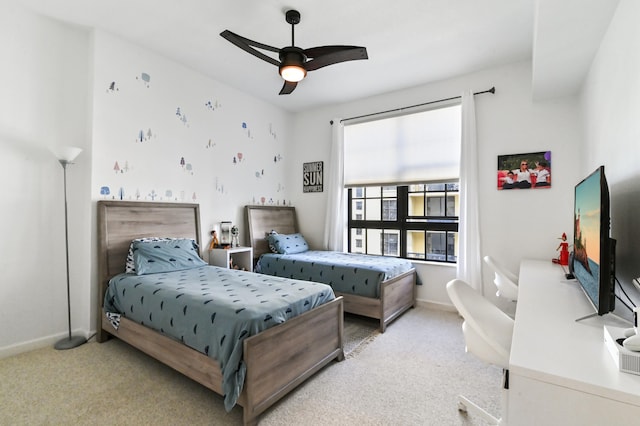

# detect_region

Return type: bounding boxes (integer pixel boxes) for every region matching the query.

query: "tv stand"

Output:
[574,311,598,322]
[574,310,630,323]
[508,259,640,425]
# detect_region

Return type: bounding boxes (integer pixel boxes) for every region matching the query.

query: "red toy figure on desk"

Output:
[556,232,570,266]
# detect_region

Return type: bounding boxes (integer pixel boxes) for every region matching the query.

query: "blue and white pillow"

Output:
[132,238,207,275]
[125,237,201,274]
[267,232,309,255]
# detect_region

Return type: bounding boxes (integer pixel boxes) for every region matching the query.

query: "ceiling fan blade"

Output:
[304,46,368,71]
[220,30,281,67]
[279,80,298,95]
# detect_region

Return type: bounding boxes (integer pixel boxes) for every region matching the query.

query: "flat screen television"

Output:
[571,165,616,317]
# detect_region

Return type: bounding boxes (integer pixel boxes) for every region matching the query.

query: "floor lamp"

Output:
[54,146,87,350]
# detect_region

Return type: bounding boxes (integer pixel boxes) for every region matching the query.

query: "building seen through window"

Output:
[348,183,459,263]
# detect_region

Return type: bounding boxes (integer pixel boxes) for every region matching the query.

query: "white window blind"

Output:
[343,104,461,187]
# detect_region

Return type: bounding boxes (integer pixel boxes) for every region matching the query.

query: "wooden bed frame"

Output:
[245,205,416,333]
[97,200,344,426]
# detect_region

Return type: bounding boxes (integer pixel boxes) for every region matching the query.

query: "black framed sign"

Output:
[303,161,323,193]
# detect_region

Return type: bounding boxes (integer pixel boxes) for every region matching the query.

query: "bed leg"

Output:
[96,328,110,343]
[243,407,257,426]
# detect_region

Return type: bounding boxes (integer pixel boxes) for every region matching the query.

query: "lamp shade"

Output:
[54,146,83,162]
[280,65,306,82]
[279,47,307,82]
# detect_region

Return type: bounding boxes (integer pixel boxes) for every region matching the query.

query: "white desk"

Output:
[509,259,640,425]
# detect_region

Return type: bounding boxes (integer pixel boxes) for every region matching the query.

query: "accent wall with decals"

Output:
[91,30,292,237]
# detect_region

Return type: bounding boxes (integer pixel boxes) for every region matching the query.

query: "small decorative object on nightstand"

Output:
[220,221,232,246]
[231,225,239,247]
[208,246,253,272]
[209,230,219,250]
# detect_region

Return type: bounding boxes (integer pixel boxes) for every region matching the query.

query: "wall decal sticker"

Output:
[118,187,125,200]
[106,81,119,93]
[165,190,173,199]
[205,139,216,149]
[176,107,189,126]
[136,128,155,142]
[274,154,282,163]
[136,72,151,87]
[269,123,277,139]
[100,186,111,198]
[113,160,131,174]
[205,100,221,111]
[215,177,225,194]
[179,157,194,174]
[149,189,158,201]
[255,171,261,178]
[233,152,244,164]
[241,122,252,138]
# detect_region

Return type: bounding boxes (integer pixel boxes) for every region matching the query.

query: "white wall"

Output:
[291,61,582,312]
[90,30,292,238]
[0,4,91,355]
[581,0,640,316]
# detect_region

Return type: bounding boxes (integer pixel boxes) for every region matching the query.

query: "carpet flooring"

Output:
[0,306,501,425]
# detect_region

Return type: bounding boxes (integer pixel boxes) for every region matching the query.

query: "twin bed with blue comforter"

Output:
[246,205,417,332]
[97,201,344,426]
[104,265,334,411]
[256,250,414,298]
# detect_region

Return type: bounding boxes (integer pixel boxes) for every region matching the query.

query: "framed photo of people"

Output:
[497,151,551,190]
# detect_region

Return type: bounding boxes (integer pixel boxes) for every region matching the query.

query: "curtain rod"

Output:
[334,86,495,124]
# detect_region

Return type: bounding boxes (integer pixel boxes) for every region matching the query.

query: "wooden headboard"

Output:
[97,201,201,322]
[245,205,298,263]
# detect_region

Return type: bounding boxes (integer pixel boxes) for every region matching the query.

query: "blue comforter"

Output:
[255,250,414,298]
[103,265,335,411]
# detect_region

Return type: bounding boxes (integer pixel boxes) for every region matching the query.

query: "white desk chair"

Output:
[483,255,519,301]
[446,279,514,425]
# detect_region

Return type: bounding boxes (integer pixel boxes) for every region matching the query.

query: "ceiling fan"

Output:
[220,9,368,95]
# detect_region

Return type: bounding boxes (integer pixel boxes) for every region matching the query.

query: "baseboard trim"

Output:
[0,329,91,359]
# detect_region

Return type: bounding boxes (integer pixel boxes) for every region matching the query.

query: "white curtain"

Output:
[323,119,346,251]
[457,91,482,292]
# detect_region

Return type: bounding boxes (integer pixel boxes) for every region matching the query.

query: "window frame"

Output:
[347,183,459,263]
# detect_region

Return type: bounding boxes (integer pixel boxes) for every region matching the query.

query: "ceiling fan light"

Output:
[280,65,306,82]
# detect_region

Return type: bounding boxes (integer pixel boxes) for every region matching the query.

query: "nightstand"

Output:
[208,246,253,272]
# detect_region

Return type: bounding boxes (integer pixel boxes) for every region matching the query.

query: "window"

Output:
[348,183,459,262]
[343,102,461,263]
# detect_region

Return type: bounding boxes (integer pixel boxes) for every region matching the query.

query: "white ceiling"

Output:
[20,0,619,112]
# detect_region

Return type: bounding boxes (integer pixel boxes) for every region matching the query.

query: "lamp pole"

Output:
[54,158,87,350]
